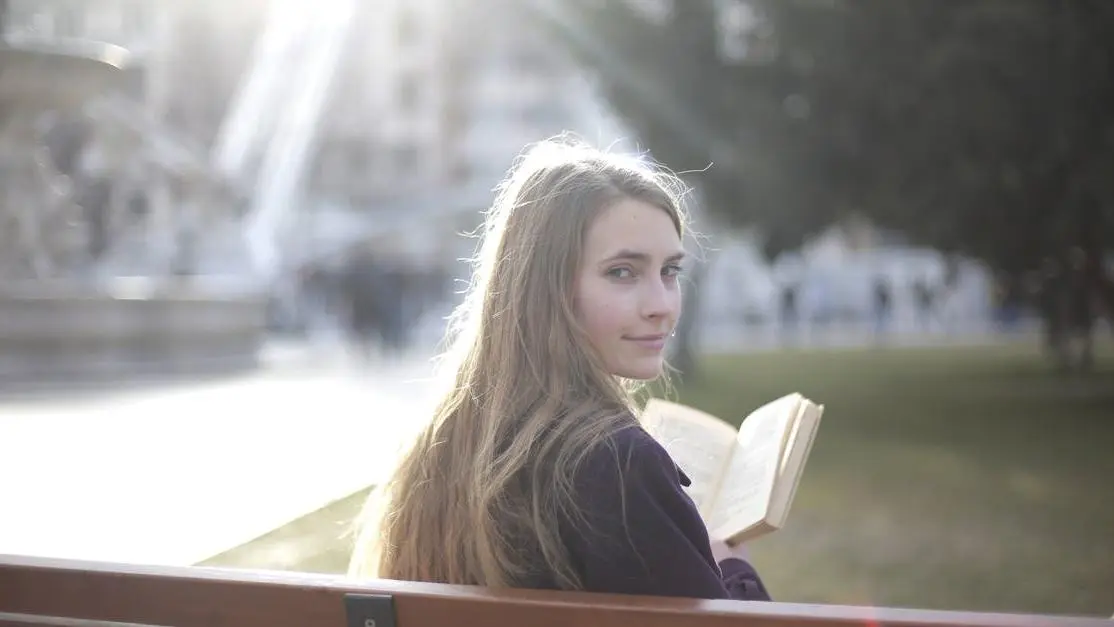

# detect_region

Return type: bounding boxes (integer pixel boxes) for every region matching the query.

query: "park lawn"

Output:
[670,339,1114,617]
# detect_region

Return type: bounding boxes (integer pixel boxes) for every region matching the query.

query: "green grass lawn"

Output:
[669,338,1114,617]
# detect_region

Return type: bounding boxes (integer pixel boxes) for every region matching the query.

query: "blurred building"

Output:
[310,0,632,207]
[303,0,634,271]
[446,0,635,187]
[310,0,451,206]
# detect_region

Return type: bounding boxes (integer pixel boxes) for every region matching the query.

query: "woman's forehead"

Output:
[583,199,684,262]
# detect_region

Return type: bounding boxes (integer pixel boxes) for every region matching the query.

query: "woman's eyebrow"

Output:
[600,250,686,264]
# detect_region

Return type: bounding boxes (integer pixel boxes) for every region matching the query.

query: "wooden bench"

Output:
[0,554,1108,627]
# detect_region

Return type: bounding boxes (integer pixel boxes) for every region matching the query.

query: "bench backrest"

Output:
[0,554,1108,627]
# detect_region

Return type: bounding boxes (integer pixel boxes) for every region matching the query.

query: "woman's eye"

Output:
[662,264,684,278]
[606,267,635,279]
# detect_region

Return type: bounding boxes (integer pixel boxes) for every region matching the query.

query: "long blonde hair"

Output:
[348,137,689,590]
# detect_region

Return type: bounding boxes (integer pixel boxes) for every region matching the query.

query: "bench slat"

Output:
[0,612,170,627]
[0,554,1107,627]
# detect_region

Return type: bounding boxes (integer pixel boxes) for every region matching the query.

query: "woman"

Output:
[348,137,771,601]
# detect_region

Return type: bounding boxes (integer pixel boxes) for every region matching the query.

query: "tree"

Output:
[523,0,1114,277]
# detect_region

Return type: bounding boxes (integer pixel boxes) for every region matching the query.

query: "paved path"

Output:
[0,344,439,568]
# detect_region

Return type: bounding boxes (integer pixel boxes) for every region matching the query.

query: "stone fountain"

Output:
[0,39,267,386]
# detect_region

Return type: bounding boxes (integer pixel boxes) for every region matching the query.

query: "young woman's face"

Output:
[573,198,684,380]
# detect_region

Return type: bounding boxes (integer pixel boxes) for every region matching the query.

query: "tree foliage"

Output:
[525,0,1114,274]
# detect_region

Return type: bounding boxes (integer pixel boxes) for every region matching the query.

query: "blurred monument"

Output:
[0,29,267,385]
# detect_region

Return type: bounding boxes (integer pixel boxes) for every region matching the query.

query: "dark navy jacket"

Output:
[527,424,772,601]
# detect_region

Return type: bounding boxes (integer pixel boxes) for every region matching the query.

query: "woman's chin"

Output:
[611,357,664,381]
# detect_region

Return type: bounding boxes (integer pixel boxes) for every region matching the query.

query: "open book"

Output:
[640,393,824,545]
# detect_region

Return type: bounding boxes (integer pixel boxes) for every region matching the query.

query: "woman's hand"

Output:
[709,538,751,563]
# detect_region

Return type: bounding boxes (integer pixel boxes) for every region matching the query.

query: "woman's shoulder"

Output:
[578,420,690,489]
[602,421,667,457]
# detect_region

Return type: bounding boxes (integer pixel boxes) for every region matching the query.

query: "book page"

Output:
[706,394,801,541]
[767,402,823,525]
[641,399,738,517]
